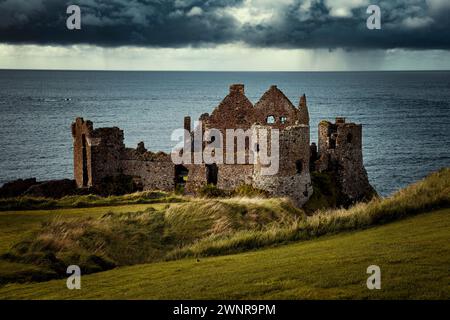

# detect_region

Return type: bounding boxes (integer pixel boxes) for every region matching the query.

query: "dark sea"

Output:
[0,70,449,196]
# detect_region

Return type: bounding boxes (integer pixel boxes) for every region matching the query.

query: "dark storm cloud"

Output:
[0,0,449,49]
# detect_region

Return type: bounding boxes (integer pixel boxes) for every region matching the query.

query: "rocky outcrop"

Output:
[0,178,40,198]
[0,178,79,199]
[24,179,77,198]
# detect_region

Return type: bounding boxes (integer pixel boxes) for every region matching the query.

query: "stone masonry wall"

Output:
[253,85,302,129]
[72,118,124,188]
[120,145,175,191]
[183,84,311,199]
[252,124,313,207]
[72,85,374,209]
[89,127,125,186]
[71,117,94,188]
[72,118,175,192]
[216,164,253,190]
[316,118,376,204]
[184,164,207,194]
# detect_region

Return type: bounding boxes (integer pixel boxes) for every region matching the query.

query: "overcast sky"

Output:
[0,0,449,71]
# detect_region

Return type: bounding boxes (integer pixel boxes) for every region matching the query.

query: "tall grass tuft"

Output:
[0,190,184,211]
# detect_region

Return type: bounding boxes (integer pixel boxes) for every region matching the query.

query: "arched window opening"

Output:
[266,115,276,124]
[295,160,303,174]
[303,184,309,197]
[206,163,218,185]
[346,133,353,143]
[175,165,189,189]
[280,116,287,124]
[329,134,337,149]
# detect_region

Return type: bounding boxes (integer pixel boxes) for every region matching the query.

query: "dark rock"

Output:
[92,175,143,196]
[0,178,40,198]
[24,179,77,198]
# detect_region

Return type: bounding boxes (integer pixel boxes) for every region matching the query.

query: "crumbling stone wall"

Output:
[252,124,313,207]
[89,127,125,186]
[72,119,174,192]
[184,84,312,195]
[184,164,206,194]
[71,84,375,209]
[71,118,94,188]
[216,164,254,190]
[120,144,175,191]
[316,117,376,204]
[253,85,308,129]
[204,84,255,130]
[195,84,256,191]
[72,118,124,188]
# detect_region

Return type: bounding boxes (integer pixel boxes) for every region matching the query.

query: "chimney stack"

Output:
[298,94,310,126]
[229,84,245,95]
[299,94,307,109]
[336,117,346,124]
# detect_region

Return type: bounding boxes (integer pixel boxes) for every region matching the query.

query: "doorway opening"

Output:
[206,163,218,185]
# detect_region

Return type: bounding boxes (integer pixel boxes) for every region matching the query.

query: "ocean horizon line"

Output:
[1,68,449,73]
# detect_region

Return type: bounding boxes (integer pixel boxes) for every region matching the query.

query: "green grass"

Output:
[0,198,303,282]
[0,203,169,285]
[0,168,449,286]
[0,203,167,254]
[0,190,183,211]
[0,168,448,297]
[166,168,450,258]
[0,208,448,299]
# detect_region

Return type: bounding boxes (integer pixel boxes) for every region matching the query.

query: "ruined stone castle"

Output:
[72,84,375,207]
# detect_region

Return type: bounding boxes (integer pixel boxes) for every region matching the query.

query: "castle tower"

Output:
[316,117,376,204]
[71,117,125,188]
[251,124,313,207]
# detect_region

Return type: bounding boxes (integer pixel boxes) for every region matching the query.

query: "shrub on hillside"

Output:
[232,184,269,198]
[93,175,143,196]
[198,184,229,198]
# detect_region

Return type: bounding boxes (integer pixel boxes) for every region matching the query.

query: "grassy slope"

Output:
[0,204,165,281]
[0,208,448,300]
[0,204,166,254]
[0,191,182,211]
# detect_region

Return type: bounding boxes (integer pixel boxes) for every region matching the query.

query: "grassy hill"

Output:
[0,208,448,299]
[0,168,448,299]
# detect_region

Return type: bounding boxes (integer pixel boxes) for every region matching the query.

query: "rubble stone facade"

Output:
[71,118,175,191]
[315,117,376,204]
[252,124,312,207]
[71,84,375,208]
